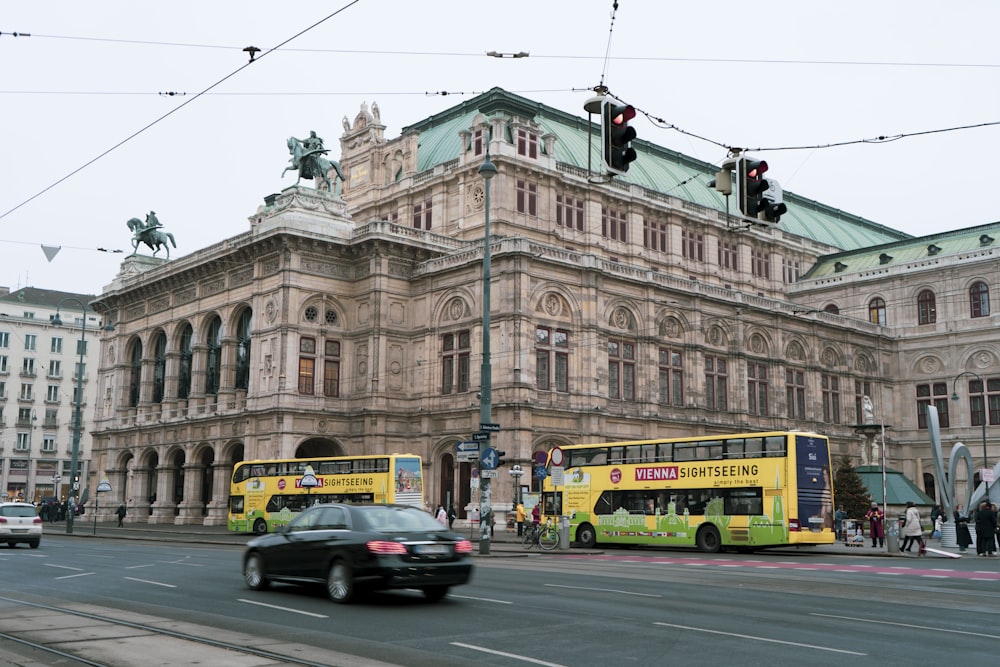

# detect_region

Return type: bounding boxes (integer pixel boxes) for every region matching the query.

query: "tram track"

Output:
[0,595,393,667]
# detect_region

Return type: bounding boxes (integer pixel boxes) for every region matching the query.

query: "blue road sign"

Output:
[535,465,549,480]
[480,447,499,470]
[456,441,479,453]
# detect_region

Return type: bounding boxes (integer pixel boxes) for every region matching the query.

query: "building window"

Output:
[608,338,635,401]
[782,258,800,283]
[644,218,668,252]
[0,381,5,398]
[413,199,432,230]
[0,331,8,348]
[235,309,252,392]
[970,281,990,318]
[916,382,950,429]
[0,355,6,373]
[16,432,29,451]
[556,194,584,231]
[50,337,63,354]
[48,360,61,378]
[152,332,166,404]
[705,355,728,411]
[869,297,887,325]
[917,289,937,325]
[298,337,316,395]
[17,407,32,426]
[855,380,873,423]
[516,179,537,216]
[682,229,704,262]
[658,348,683,406]
[205,317,222,396]
[21,358,35,376]
[748,362,768,416]
[962,376,1000,427]
[751,248,771,279]
[516,129,538,158]
[472,128,484,156]
[43,407,57,427]
[24,334,36,351]
[76,338,88,356]
[822,374,841,424]
[442,331,470,394]
[42,435,55,453]
[177,324,193,400]
[46,385,59,402]
[601,205,627,242]
[324,340,340,397]
[786,369,805,420]
[536,327,569,392]
[719,239,738,270]
[128,339,142,407]
[19,382,32,401]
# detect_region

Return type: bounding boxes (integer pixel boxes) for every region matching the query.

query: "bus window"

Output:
[724,439,745,459]
[744,437,764,458]
[625,445,642,463]
[764,436,787,456]
[725,489,763,515]
[641,444,657,462]
[702,441,724,460]
[608,446,625,464]
[657,442,672,462]
[674,444,695,461]
[595,491,614,515]
[230,496,244,514]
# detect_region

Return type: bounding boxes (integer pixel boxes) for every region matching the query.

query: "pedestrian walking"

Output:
[864,502,885,548]
[447,504,456,530]
[932,514,943,540]
[834,506,847,541]
[516,502,526,536]
[974,501,997,557]
[115,503,127,527]
[901,501,926,555]
[435,505,448,527]
[954,503,972,553]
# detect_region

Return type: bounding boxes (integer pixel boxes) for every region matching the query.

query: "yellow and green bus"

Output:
[228,453,423,534]
[541,431,835,552]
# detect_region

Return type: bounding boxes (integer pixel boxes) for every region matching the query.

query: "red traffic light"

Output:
[611,105,636,126]
[746,160,768,180]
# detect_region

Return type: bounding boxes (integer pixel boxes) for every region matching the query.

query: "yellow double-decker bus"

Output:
[228,453,423,534]
[541,431,835,552]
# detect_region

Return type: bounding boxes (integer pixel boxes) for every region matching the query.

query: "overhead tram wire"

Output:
[0,0,363,224]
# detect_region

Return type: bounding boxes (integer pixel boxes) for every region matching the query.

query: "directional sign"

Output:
[480,423,501,432]
[481,470,498,479]
[456,441,480,453]
[480,447,499,470]
[471,432,491,442]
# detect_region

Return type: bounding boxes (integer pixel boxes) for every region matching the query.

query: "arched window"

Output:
[205,316,222,396]
[868,297,886,325]
[235,309,252,392]
[917,289,936,325]
[177,323,193,400]
[823,304,840,314]
[970,281,990,318]
[152,331,167,403]
[128,339,142,407]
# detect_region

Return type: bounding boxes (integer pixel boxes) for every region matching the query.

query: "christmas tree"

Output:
[833,455,872,522]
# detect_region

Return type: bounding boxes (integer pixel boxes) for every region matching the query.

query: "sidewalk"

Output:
[47,520,968,558]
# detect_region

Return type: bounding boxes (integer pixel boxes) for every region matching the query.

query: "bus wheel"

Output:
[252,518,268,535]
[696,525,721,553]
[576,523,597,549]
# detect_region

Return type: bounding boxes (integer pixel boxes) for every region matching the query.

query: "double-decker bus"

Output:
[541,431,834,552]
[228,453,423,534]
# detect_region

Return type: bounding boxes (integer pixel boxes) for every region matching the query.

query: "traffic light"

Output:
[737,158,768,217]
[601,98,637,175]
[495,450,507,467]
[758,179,787,224]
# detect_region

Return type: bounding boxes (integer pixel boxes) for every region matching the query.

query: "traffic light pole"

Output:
[478,152,497,556]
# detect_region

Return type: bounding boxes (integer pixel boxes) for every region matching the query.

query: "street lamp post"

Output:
[951,370,990,500]
[478,150,497,556]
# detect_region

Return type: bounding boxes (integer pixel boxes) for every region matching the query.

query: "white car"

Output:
[0,502,43,548]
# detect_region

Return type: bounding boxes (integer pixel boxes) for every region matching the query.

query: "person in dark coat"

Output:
[954,503,973,553]
[974,500,997,556]
[115,503,127,527]
[864,502,885,548]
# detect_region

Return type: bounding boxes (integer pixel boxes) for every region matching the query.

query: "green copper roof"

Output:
[404,88,911,251]
[856,465,934,506]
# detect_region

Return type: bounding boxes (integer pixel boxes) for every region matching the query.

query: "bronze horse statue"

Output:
[127,218,177,259]
[282,136,344,193]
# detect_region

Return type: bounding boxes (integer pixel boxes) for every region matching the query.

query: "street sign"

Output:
[535,465,549,480]
[456,441,480,462]
[481,470,498,479]
[551,466,565,486]
[480,447,499,470]
[480,423,501,432]
[550,447,564,467]
[471,432,491,441]
[458,450,480,462]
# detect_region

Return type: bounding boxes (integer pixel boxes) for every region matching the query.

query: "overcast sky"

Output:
[2,1,997,296]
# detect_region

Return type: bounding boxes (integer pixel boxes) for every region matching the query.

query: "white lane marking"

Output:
[124,577,176,588]
[238,598,328,618]
[545,583,661,598]
[654,622,866,656]
[45,563,85,571]
[55,572,95,580]
[811,613,1000,640]
[451,642,568,667]
[125,563,156,569]
[450,594,513,604]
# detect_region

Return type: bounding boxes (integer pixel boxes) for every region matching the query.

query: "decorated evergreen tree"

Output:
[834,455,872,521]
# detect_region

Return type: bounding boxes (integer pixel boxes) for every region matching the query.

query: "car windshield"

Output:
[357,506,444,533]
[1,505,37,518]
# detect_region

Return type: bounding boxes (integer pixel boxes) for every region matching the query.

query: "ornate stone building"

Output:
[88,89,998,524]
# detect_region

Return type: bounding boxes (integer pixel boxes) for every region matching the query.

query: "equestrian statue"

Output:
[127,211,177,259]
[282,130,344,193]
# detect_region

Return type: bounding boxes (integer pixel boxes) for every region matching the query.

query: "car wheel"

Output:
[29,540,40,549]
[576,523,597,549]
[696,525,721,553]
[252,519,268,535]
[423,585,450,602]
[243,552,270,591]
[327,559,354,604]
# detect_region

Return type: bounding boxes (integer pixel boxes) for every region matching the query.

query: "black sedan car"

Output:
[242,503,474,603]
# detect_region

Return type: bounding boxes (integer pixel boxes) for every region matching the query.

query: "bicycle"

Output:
[521,518,559,551]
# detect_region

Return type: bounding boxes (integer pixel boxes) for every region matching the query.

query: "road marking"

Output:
[450,594,513,604]
[238,598,328,618]
[54,572,95,580]
[45,563,85,571]
[451,642,567,667]
[124,577,176,588]
[654,622,866,655]
[811,613,1000,640]
[125,563,156,569]
[545,583,661,598]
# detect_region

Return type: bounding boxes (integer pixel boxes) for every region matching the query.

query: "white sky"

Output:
[2,1,997,295]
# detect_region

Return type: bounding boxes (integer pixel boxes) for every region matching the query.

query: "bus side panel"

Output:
[791,435,836,545]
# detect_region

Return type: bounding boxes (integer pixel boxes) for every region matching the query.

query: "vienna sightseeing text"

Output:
[633,464,759,481]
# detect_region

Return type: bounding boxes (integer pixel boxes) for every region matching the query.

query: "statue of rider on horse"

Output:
[127,211,177,259]
[282,130,344,194]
